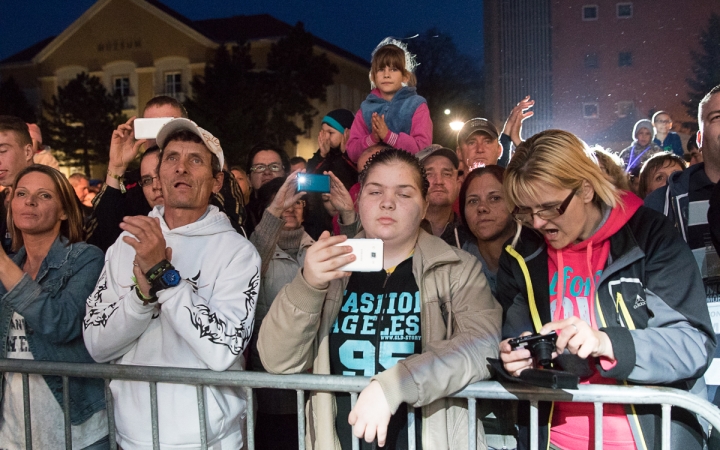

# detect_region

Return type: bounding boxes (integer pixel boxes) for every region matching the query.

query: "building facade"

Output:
[0,0,370,168]
[485,0,720,151]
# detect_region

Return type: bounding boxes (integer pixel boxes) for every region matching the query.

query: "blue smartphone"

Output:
[297,173,330,193]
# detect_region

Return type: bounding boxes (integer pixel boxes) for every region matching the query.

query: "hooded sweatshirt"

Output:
[618,119,663,173]
[84,205,261,450]
[546,192,643,449]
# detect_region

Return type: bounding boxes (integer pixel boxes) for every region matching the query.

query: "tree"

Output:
[406,29,484,148]
[684,13,720,130]
[185,22,338,165]
[43,72,125,175]
[0,76,36,122]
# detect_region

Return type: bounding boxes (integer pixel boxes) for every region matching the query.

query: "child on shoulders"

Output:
[347,38,433,162]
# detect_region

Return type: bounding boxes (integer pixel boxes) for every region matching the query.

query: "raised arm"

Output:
[250,171,304,274]
[106,117,147,190]
[501,96,534,147]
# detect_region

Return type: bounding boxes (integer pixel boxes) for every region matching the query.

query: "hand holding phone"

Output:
[134,117,174,139]
[297,173,331,193]
[335,239,383,272]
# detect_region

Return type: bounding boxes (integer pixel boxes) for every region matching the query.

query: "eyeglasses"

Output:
[139,176,159,187]
[512,189,577,225]
[250,163,283,173]
[655,119,671,125]
[293,200,306,209]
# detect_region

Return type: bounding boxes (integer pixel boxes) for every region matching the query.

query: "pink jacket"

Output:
[346,89,433,162]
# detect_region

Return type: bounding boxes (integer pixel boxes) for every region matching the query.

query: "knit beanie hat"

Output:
[632,119,655,142]
[322,109,355,133]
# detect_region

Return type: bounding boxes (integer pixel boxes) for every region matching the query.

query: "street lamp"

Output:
[444,109,451,115]
[449,121,464,131]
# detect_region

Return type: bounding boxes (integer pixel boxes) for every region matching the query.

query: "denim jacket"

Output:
[0,236,106,425]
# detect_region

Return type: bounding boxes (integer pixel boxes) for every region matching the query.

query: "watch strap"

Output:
[145,260,172,283]
[149,264,180,297]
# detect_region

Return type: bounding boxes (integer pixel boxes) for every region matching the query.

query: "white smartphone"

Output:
[336,239,384,272]
[133,117,174,139]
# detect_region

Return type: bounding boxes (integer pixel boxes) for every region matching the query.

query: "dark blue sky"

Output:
[0,0,483,64]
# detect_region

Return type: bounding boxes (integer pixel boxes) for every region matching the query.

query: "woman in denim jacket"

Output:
[0,165,108,449]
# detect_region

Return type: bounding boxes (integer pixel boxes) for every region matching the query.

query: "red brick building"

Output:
[485,0,720,151]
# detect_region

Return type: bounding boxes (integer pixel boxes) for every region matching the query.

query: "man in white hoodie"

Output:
[84,118,260,450]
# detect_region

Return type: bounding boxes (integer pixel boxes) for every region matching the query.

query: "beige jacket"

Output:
[258,229,501,450]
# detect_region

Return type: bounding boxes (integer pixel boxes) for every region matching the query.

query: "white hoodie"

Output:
[83,206,260,450]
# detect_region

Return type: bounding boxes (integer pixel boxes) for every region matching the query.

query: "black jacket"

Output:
[497,206,716,450]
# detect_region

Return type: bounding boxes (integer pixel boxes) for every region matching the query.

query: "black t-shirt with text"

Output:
[329,257,423,450]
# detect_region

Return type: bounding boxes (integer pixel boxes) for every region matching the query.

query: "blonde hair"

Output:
[8,165,84,252]
[505,130,621,209]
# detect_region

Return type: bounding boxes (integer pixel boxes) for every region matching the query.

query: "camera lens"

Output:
[533,340,555,369]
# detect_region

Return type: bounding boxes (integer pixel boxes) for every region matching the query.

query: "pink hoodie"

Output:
[547,191,643,450]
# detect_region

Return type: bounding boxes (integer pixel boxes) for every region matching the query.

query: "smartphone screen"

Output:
[297,173,330,193]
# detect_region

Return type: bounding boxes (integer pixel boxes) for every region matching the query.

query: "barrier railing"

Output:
[1,359,719,450]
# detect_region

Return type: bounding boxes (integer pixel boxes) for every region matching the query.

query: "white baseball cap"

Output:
[156,118,224,169]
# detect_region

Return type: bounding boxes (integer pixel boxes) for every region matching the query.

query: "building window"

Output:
[113,76,130,97]
[582,5,598,20]
[615,101,634,118]
[584,53,599,68]
[618,51,633,67]
[583,103,599,119]
[617,3,633,18]
[165,72,182,96]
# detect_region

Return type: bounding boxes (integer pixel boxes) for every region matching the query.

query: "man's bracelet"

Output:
[145,260,173,283]
[131,276,158,306]
[135,285,158,305]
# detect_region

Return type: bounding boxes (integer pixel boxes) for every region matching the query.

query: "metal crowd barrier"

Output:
[1,359,720,450]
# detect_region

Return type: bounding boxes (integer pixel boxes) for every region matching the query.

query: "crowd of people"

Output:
[0,37,719,450]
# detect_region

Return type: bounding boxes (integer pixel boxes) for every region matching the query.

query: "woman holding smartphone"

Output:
[258,148,501,450]
[248,173,312,450]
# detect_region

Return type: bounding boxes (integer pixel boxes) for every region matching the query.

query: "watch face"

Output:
[162,269,181,287]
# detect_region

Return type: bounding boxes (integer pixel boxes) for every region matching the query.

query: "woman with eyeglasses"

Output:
[244,143,291,235]
[247,172,313,450]
[497,130,714,450]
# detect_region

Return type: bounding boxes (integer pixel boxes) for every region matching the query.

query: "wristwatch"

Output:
[145,260,181,297]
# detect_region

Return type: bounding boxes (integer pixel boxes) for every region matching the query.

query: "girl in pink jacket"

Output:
[347,38,433,163]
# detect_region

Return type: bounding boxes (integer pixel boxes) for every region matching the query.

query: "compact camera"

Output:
[509,331,558,369]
